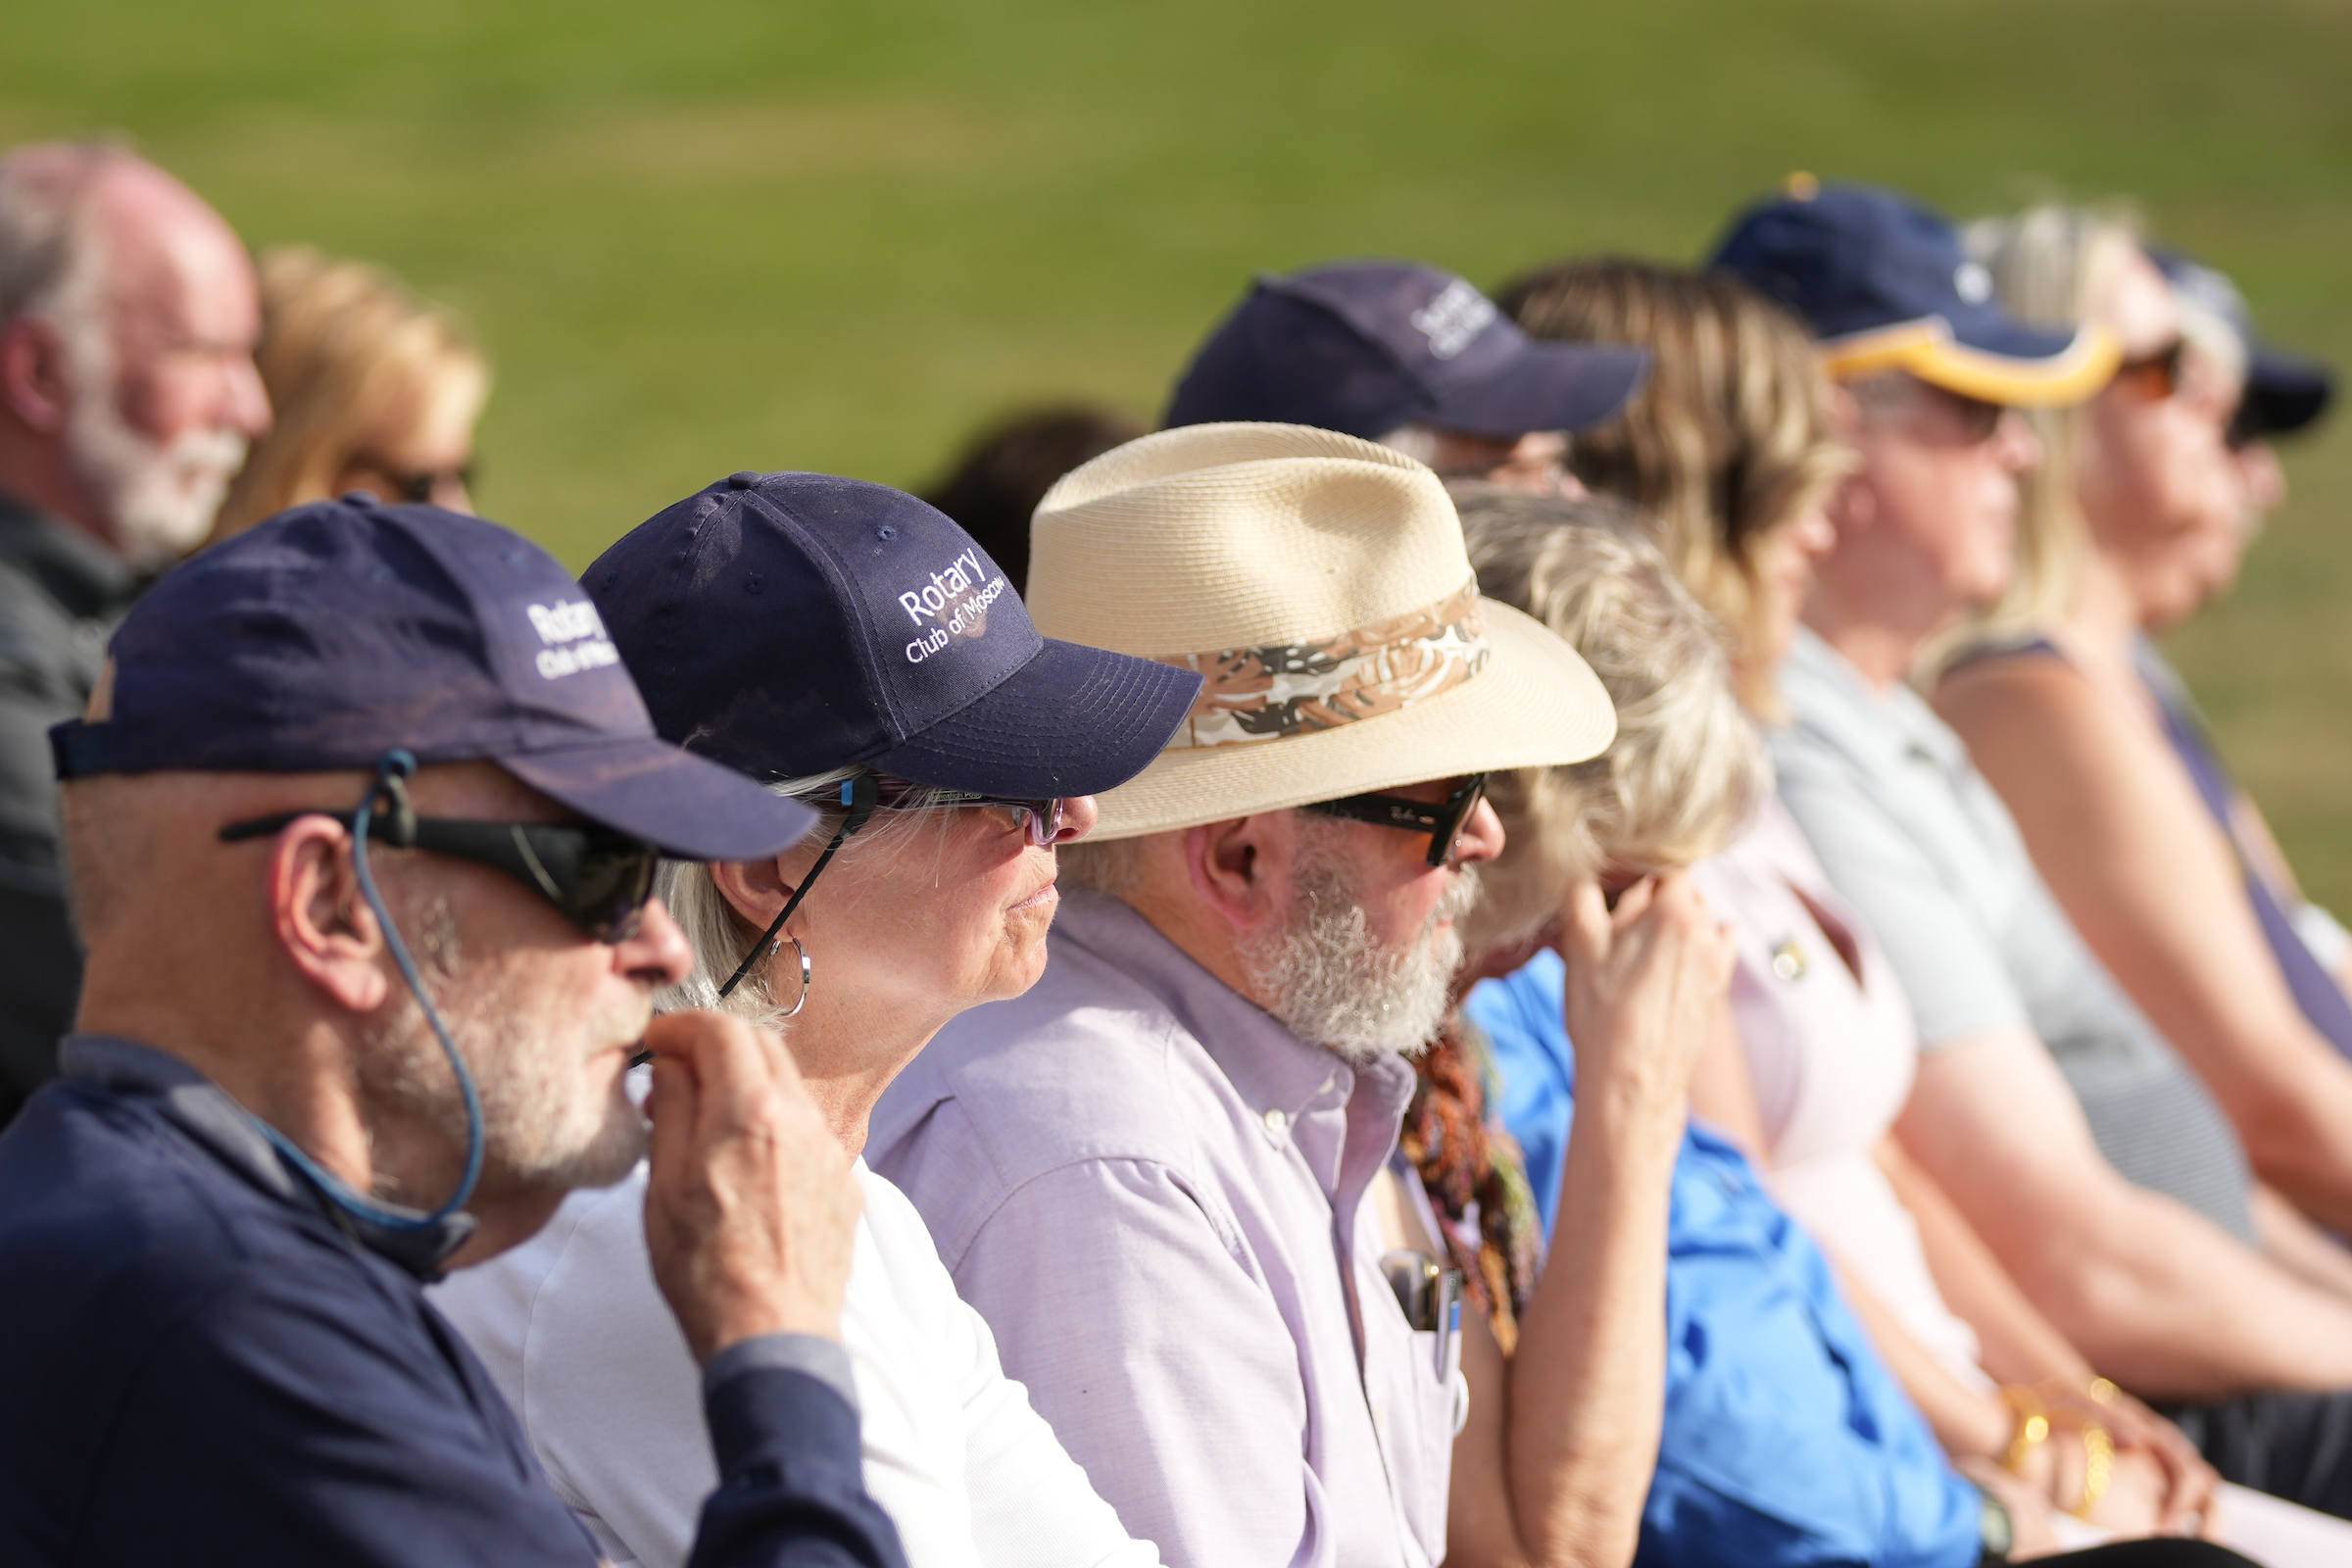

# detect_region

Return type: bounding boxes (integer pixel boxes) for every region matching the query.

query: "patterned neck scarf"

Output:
[1401,1008,1544,1355]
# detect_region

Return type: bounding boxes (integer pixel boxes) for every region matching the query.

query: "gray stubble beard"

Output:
[1240,817,1479,1065]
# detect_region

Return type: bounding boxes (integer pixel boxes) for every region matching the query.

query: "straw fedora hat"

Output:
[1026,421,1616,839]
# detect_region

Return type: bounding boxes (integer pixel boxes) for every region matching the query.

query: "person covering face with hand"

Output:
[434,471,1201,1568]
[0,495,906,1568]
[862,423,1731,1568]
[0,142,271,1125]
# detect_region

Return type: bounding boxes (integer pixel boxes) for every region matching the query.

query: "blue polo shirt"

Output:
[0,1034,906,1568]
[1467,952,1981,1568]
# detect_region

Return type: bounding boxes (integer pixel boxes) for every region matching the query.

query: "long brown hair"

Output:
[1495,259,1848,715]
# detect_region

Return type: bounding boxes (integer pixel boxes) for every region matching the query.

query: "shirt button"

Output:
[1262,1107,1289,1134]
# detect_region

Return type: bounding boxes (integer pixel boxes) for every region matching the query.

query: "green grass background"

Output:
[6,0,2350,900]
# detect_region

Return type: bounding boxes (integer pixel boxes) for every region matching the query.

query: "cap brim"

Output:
[869,638,1204,800]
[499,737,818,861]
[1082,597,1616,840]
[1823,318,2120,408]
[1426,342,1651,438]
[2245,350,2334,436]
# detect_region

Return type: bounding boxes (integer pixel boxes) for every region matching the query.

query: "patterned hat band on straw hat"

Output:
[1156,579,1491,750]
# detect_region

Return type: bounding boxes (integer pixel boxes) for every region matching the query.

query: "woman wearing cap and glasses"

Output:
[432,471,1202,1568]
[1932,208,2352,1249]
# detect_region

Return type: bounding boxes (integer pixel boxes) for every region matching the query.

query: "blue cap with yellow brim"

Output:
[1710,179,2120,408]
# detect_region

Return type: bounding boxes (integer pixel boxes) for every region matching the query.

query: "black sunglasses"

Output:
[1301,773,1489,867]
[2109,338,2187,404]
[874,775,1068,846]
[220,807,660,944]
[1916,382,2007,444]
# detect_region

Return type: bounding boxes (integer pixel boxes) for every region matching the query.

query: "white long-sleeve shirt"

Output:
[433,1158,1158,1568]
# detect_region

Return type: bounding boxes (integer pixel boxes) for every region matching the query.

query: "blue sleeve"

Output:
[693,1361,908,1568]
[1464,951,1576,1242]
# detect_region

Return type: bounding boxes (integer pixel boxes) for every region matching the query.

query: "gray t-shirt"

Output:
[1770,629,2254,1242]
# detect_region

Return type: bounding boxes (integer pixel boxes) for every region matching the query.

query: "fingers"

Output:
[1560,876,1611,963]
[641,1008,857,1364]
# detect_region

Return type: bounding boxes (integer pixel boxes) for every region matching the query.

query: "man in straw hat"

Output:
[868,423,1733,1567]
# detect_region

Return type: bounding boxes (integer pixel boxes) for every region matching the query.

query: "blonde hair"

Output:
[1951,205,2137,641]
[1495,258,1851,715]
[657,770,956,1033]
[214,246,487,540]
[1454,487,1768,956]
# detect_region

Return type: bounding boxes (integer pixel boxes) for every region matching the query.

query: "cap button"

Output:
[726,470,763,490]
[341,489,381,507]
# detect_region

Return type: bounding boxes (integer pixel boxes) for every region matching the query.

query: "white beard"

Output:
[57,314,246,568]
[1240,818,1478,1064]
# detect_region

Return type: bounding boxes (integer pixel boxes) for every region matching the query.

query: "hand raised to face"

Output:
[639,1010,861,1363]
[1555,871,1736,1122]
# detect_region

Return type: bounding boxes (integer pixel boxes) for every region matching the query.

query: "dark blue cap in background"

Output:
[2146,244,2334,440]
[1711,181,2118,407]
[1164,261,1649,440]
[585,471,1200,800]
[49,496,816,861]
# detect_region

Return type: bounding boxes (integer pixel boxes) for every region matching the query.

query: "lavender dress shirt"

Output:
[867,888,1455,1568]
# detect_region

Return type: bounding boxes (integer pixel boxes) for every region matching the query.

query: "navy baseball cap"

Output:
[2146,244,2333,441]
[1163,261,1650,440]
[48,496,816,861]
[1711,181,2119,407]
[585,471,1201,799]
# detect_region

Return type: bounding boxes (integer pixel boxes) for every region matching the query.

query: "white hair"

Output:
[0,142,248,566]
[656,768,956,1033]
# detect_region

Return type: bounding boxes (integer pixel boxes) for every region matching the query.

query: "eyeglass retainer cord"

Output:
[713,774,878,1002]
[253,749,487,1231]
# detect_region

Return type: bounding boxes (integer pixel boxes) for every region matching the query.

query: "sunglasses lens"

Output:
[1428,775,1489,866]
[570,842,659,942]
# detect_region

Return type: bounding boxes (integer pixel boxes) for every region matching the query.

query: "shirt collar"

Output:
[1779,625,1971,778]
[0,492,143,619]
[57,1034,476,1280]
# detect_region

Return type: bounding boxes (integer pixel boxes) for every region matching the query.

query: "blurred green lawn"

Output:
[7,0,2350,902]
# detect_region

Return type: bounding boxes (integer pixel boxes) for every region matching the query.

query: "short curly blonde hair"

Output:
[1455,486,1767,956]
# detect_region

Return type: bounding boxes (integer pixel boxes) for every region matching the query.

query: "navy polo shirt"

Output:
[0,1035,905,1568]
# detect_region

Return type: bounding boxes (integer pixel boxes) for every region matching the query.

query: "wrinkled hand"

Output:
[2046,1384,2219,1537]
[1955,1457,2062,1560]
[639,1010,860,1364]
[1557,872,1736,1120]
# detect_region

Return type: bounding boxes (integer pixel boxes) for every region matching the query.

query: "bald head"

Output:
[0,142,267,563]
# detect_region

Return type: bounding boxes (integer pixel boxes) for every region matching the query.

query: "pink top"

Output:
[1690,796,1985,1384]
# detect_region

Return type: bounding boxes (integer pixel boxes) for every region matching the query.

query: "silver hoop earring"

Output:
[768,933,812,1018]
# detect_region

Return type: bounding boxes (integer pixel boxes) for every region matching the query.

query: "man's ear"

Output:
[268,817,392,1014]
[1181,812,1295,935]
[0,315,74,435]
[1826,380,1864,443]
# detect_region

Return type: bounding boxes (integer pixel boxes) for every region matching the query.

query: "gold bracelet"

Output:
[2034,1373,2120,1407]
[1997,1385,2051,1475]
[2072,1421,2115,1519]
